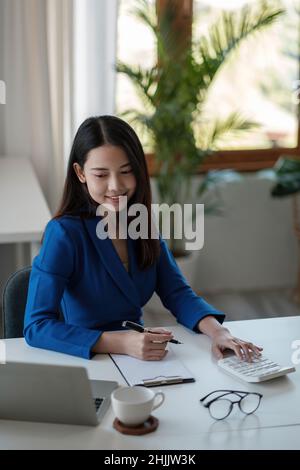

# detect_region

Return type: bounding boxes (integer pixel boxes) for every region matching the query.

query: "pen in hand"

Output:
[122,320,182,344]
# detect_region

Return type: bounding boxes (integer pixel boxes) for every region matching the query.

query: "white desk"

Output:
[0,316,299,450]
[0,157,51,262]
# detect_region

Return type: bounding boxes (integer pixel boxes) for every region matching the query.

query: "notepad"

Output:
[110,348,195,387]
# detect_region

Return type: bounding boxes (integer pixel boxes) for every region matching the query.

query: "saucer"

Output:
[113,415,159,435]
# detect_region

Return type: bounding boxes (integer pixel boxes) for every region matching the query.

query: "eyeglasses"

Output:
[200,389,263,420]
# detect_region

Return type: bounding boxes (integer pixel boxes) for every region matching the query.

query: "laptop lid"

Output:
[0,362,118,426]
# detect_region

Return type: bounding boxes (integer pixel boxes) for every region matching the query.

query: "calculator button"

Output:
[218,356,295,382]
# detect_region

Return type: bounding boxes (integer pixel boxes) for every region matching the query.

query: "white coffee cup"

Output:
[111,386,165,427]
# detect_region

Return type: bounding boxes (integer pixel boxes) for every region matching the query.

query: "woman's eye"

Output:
[94,170,132,178]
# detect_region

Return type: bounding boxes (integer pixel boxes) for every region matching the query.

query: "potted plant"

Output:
[117,0,283,252]
[117,0,283,298]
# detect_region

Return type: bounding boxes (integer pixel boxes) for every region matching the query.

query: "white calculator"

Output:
[218,355,296,383]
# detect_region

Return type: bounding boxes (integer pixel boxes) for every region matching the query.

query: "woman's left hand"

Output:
[211,328,263,362]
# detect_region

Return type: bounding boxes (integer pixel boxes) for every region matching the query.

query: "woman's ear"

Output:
[73,163,86,183]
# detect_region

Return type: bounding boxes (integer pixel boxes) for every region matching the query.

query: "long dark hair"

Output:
[53,115,160,269]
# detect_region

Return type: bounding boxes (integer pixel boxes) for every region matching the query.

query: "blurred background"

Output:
[0,0,300,332]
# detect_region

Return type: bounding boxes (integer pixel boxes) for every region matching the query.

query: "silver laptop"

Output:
[0,362,118,426]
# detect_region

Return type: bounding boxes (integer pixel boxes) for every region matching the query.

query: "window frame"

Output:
[145,0,300,176]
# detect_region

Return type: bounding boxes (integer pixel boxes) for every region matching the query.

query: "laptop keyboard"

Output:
[94,397,104,412]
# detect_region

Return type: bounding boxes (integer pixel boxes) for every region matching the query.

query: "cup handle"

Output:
[152,391,165,411]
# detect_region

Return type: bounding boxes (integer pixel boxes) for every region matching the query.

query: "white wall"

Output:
[151,174,298,293]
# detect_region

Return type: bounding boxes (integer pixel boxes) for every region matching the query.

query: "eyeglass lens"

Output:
[239,393,261,414]
[209,399,233,420]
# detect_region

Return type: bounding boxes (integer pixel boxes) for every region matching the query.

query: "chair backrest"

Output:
[2,267,64,339]
[2,266,32,338]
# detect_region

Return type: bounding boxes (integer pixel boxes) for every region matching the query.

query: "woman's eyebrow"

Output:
[91,163,131,171]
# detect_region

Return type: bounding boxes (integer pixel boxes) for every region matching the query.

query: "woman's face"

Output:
[73,145,137,211]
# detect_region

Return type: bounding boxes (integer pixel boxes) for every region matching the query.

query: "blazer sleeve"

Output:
[23,219,102,359]
[155,238,225,332]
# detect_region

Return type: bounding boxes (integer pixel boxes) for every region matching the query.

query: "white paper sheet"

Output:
[110,348,195,386]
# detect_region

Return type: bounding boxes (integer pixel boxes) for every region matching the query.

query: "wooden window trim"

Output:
[146,145,300,175]
[151,0,300,175]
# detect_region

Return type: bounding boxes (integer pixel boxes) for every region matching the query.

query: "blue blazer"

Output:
[24,216,225,359]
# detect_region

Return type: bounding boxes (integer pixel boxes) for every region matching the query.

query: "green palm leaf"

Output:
[197,112,258,150]
[197,3,285,90]
[116,62,158,108]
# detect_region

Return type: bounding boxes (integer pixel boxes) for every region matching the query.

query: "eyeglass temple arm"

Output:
[200,389,262,403]
[200,389,242,402]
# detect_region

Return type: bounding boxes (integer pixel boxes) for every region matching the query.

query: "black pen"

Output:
[122,320,182,344]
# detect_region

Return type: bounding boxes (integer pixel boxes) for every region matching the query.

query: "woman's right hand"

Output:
[92,328,173,360]
[122,328,173,361]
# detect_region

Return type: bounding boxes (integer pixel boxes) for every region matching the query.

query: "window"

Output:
[116,0,300,173]
[116,0,156,152]
[193,0,299,151]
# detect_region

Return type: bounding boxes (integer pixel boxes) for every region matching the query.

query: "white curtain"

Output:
[0,0,119,286]
[0,0,73,212]
[0,0,119,212]
[73,0,119,131]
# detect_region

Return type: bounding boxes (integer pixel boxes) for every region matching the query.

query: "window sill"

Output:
[146,147,300,175]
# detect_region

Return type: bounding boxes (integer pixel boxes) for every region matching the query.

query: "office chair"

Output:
[2,266,63,338]
[2,266,32,338]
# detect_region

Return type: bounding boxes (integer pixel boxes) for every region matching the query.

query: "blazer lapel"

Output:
[82,217,141,309]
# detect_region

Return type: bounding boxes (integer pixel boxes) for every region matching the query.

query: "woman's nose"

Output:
[107,174,121,191]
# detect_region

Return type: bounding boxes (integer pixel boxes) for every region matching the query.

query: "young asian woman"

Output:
[24,116,263,361]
